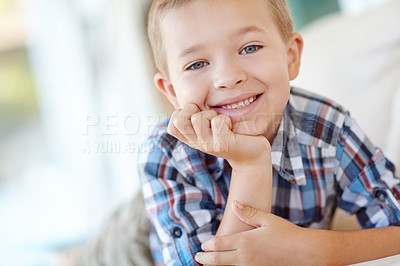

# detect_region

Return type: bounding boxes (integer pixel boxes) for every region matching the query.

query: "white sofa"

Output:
[292,0,400,230]
[292,0,400,172]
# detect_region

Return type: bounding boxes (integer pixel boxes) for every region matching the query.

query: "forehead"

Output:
[160,0,280,58]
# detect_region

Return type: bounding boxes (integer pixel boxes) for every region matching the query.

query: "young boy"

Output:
[139,0,400,265]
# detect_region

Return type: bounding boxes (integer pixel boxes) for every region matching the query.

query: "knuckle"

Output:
[211,238,220,250]
[175,117,191,131]
[220,115,232,127]
[211,116,223,126]
[167,122,178,134]
[245,208,257,222]
[190,113,202,125]
[171,110,180,117]
[213,115,223,122]
[211,115,230,128]
[173,117,182,128]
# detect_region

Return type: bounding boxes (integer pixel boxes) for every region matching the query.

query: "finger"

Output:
[231,200,268,228]
[195,251,238,266]
[191,110,217,143]
[167,110,189,143]
[211,114,233,135]
[173,104,200,143]
[202,235,238,252]
[211,115,233,152]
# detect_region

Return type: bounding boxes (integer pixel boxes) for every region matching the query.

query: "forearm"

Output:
[306,226,400,264]
[216,153,272,236]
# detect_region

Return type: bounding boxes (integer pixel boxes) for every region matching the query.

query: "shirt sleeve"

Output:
[138,135,224,265]
[335,113,400,228]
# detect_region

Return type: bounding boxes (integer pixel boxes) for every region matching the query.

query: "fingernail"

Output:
[234,200,243,209]
[195,253,200,262]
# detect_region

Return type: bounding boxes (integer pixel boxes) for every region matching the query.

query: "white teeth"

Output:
[219,96,257,110]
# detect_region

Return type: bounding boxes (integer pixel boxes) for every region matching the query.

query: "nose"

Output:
[213,59,247,89]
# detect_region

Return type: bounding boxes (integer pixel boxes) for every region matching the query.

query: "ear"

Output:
[287,32,304,81]
[154,72,180,109]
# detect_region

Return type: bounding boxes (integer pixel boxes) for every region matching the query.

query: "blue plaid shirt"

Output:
[139,88,400,266]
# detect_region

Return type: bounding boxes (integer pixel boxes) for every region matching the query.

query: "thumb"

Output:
[231,200,268,228]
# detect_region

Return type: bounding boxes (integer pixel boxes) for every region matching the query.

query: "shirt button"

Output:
[374,188,387,201]
[171,227,182,238]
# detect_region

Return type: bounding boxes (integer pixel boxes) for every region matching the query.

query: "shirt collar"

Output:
[271,107,307,186]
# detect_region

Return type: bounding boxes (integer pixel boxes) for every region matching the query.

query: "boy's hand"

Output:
[168,103,270,167]
[195,201,318,266]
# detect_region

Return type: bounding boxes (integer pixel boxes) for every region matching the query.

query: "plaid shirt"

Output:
[139,88,400,266]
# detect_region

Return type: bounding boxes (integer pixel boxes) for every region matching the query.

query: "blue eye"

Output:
[240,45,262,55]
[186,61,209,71]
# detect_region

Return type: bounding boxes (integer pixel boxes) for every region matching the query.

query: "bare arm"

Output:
[318,226,400,264]
[216,149,272,236]
[196,203,400,265]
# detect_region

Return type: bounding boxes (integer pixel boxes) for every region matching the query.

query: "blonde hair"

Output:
[147,0,294,75]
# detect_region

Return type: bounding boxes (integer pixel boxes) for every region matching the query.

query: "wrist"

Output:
[228,150,271,171]
[228,137,271,169]
[300,228,335,265]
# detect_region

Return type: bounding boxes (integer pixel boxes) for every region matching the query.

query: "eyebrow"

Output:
[177,25,267,59]
[178,44,206,59]
[232,25,267,37]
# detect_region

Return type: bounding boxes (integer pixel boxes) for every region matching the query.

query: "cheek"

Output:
[255,50,290,81]
[176,81,209,109]
[250,60,283,84]
[258,63,291,100]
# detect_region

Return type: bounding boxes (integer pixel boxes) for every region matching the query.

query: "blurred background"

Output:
[0,0,398,265]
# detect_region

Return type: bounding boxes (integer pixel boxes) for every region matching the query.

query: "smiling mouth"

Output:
[216,94,261,110]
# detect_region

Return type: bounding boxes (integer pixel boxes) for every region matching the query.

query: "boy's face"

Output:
[155,0,303,141]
